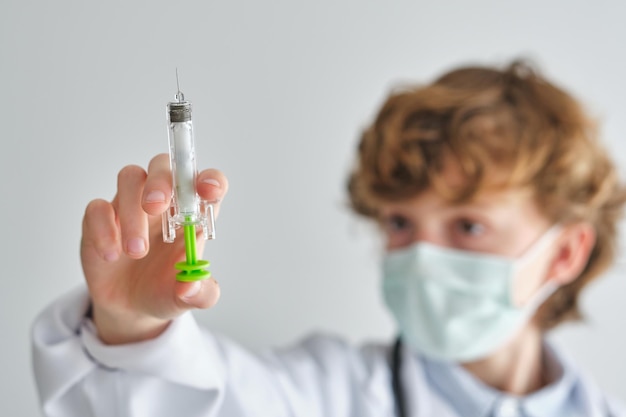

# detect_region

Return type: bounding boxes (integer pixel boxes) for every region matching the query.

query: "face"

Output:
[378,186,558,307]
[379,187,549,254]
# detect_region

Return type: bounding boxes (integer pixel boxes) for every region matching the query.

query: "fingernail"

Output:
[145,190,166,203]
[182,281,202,299]
[201,178,220,188]
[127,238,146,255]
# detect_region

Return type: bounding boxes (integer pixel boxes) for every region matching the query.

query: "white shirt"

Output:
[32,286,624,417]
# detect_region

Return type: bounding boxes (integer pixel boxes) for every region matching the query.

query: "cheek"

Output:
[510,254,553,307]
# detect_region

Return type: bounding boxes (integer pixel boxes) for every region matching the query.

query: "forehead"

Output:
[380,187,547,224]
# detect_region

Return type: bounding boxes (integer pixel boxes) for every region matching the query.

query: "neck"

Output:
[461,323,548,395]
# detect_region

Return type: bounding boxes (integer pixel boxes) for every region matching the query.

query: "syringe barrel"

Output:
[167,102,198,215]
[163,98,216,243]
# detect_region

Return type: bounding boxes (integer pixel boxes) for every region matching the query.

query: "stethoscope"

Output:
[391,337,408,417]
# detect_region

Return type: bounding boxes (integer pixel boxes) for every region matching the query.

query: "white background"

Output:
[2,1,626,415]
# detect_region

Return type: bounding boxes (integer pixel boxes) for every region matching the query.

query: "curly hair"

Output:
[347,59,626,329]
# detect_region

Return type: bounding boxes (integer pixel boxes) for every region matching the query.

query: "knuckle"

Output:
[82,200,118,245]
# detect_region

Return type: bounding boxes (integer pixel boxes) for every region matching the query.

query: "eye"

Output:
[384,214,412,232]
[455,218,485,236]
[381,213,414,249]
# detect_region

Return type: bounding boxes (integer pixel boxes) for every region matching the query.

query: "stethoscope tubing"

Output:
[391,337,407,417]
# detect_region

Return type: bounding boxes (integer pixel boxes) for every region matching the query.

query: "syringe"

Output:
[162,73,216,282]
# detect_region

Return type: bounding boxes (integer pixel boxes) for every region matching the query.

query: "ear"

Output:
[547,222,596,285]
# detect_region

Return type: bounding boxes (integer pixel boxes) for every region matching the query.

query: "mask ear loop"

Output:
[516,225,563,266]
[511,225,563,310]
[523,280,560,312]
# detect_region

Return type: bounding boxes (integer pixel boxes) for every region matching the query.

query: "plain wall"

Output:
[2,0,626,414]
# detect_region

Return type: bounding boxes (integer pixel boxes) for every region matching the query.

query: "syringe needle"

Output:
[175,68,184,103]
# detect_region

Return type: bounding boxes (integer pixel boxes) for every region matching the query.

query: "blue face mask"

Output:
[382,227,560,362]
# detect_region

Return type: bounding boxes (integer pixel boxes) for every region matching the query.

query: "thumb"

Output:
[175,278,221,310]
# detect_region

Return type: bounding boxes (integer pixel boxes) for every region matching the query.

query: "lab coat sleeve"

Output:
[32,285,396,417]
[31,286,97,416]
[32,285,228,417]
[218,333,395,416]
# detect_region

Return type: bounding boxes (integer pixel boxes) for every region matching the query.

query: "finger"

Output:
[117,165,150,258]
[174,277,221,310]
[142,153,173,216]
[82,199,121,262]
[196,169,229,218]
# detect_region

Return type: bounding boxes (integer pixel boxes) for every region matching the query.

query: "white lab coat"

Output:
[32,286,623,417]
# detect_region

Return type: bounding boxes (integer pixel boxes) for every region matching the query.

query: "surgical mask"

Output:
[382,226,560,362]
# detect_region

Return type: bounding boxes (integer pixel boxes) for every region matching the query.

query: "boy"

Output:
[33,60,625,416]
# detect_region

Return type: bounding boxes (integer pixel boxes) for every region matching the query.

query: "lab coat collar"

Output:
[421,356,495,417]
[419,340,576,417]
[521,342,576,417]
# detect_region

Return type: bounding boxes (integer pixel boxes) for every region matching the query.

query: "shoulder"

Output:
[577,379,626,417]
[550,342,626,417]
[606,398,626,417]
[577,375,626,417]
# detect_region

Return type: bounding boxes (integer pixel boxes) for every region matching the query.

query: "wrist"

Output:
[91,303,171,345]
